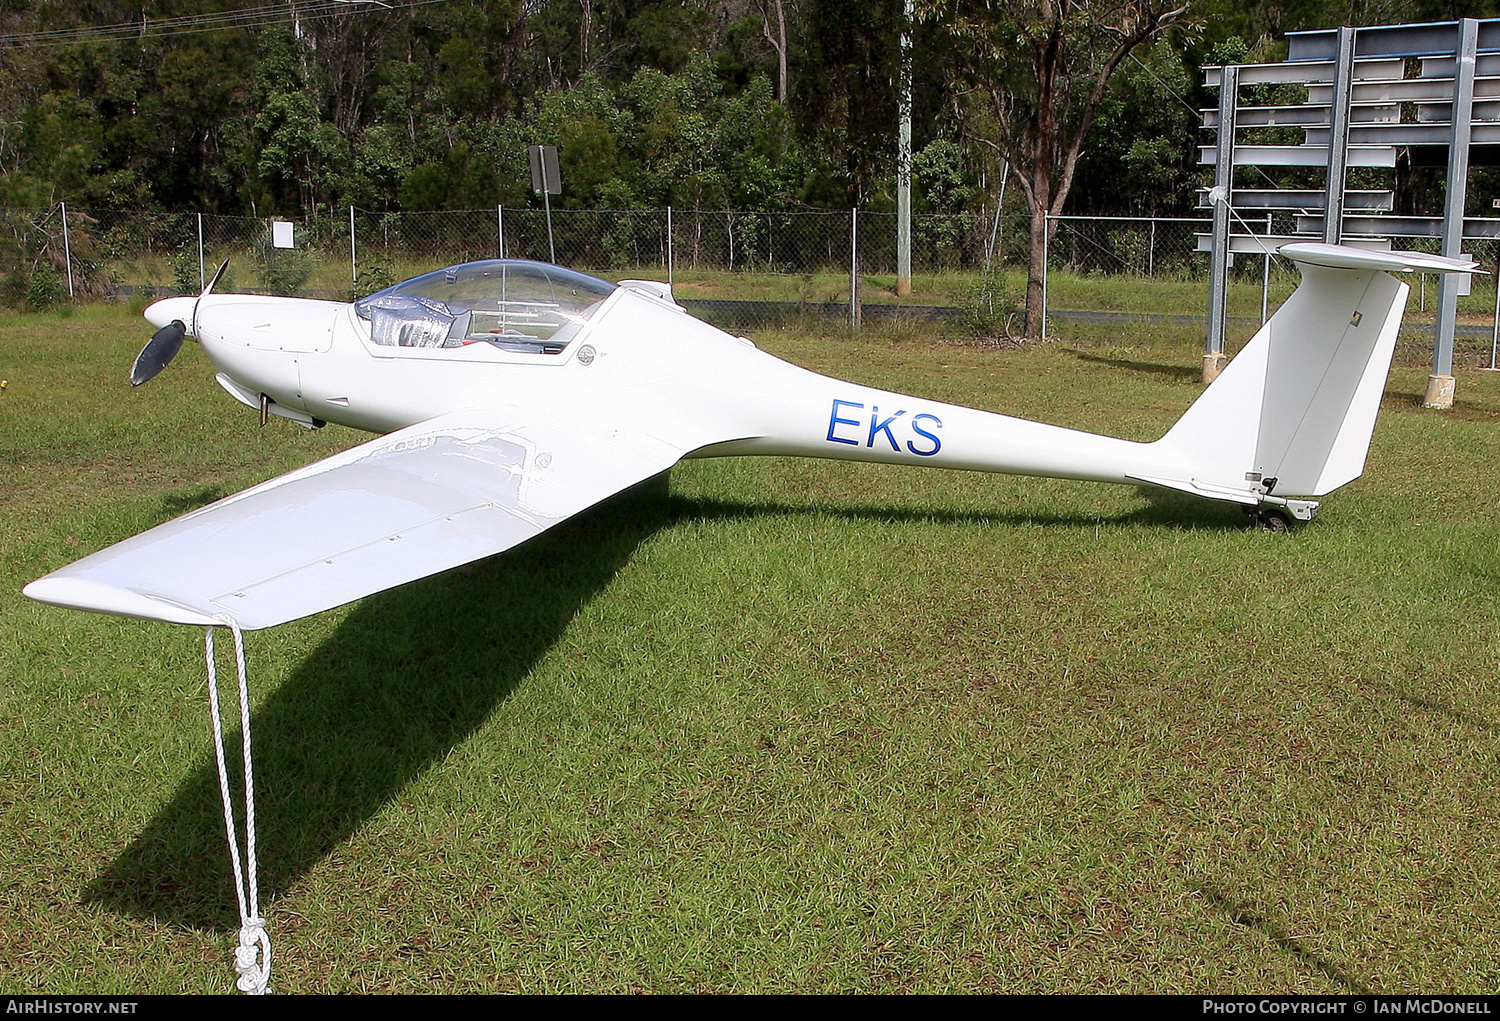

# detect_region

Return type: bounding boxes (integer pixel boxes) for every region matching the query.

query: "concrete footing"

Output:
[1202,352,1228,385]
[1423,373,1456,409]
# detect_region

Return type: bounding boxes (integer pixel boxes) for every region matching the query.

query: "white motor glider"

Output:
[21,242,1474,992]
[25,243,1479,630]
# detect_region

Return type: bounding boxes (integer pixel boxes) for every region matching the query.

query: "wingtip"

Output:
[24,575,220,627]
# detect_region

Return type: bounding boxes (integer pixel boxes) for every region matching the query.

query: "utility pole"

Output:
[896,0,914,297]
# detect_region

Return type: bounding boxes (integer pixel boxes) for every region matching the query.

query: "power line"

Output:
[1127,50,1287,194]
[0,0,451,50]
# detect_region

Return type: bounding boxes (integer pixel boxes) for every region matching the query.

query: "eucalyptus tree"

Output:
[919,0,1190,338]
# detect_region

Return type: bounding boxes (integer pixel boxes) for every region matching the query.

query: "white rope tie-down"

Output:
[205,615,272,995]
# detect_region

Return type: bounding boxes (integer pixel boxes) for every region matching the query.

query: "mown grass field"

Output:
[3,302,1500,993]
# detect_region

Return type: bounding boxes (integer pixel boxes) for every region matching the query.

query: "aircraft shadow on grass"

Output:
[1195,886,1372,993]
[84,480,1243,931]
[1069,350,1204,384]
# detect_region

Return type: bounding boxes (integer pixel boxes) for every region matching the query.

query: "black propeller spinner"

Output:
[128,259,229,387]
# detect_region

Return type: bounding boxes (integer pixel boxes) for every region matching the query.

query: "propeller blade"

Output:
[193,259,230,339]
[129,320,187,387]
[203,258,229,297]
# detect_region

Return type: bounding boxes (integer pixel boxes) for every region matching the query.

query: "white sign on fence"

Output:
[272,220,295,249]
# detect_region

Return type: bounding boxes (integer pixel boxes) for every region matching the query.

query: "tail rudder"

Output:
[1155,244,1477,502]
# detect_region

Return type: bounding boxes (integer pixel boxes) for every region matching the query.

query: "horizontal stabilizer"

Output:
[1278,243,1480,275]
[1128,474,1260,506]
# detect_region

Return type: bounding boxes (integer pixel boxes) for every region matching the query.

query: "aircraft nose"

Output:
[144,296,198,333]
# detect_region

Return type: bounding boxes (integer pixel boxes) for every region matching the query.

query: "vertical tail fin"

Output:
[1155,244,1478,500]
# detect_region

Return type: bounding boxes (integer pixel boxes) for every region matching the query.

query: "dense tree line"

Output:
[0,0,933,216]
[0,0,1474,219]
[1,0,1499,282]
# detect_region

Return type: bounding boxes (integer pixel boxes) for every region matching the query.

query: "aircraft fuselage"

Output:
[147,285,1191,492]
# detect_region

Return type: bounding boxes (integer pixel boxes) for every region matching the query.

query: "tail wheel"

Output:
[1255,508,1291,533]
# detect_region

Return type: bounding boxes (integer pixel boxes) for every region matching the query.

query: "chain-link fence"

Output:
[1043,212,1500,366]
[13,204,1013,333]
[14,203,1500,360]
[1043,214,1287,327]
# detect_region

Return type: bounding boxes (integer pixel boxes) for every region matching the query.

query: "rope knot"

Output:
[234,918,272,995]
[206,619,272,995]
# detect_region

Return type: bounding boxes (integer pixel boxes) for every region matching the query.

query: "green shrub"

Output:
[961,267,1025,345]
[127,288,156,315]
[172,245,201,295]
[23,265,65,311]
[253,233,313,296]
[351,252,396,299]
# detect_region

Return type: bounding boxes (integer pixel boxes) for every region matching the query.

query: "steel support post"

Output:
[1262,213,1272,325]
[1490,248,1499,370]
[1205,65,1237,383]
[542,187,555,265]
[1428,18,1479,408]
[1321,27,1356,245]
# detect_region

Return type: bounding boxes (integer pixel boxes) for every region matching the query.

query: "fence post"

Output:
[497,204,505,259]
[1040,213,1049,342]
[850,208,861,330]
[1147,219,1156,278]
[349,205,358,284]
[666,206,673,288]
[59,201,74,299]
[197,212,205,290]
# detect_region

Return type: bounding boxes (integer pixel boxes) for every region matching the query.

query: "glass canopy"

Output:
[354,260,618,353]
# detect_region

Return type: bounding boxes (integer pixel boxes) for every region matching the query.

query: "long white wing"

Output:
[25,408,685,630]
